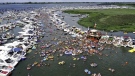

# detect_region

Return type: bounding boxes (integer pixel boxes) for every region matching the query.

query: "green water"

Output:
[11,31,135,76]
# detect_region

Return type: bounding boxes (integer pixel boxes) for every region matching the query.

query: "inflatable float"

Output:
[128,48,135,53]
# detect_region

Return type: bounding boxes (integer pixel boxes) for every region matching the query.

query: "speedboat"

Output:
[7,51,22,62]
[4,42,27,61]
[1,33,15,40]
[0,64,14,76]
[0,55,18,67]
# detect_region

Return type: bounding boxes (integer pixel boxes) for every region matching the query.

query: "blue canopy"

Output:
[12,48,22,52]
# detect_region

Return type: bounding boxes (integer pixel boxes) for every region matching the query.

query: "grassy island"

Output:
[63,9,135,32]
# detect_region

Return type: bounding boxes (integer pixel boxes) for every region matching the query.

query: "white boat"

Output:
[112,36,122,47]
[99,35,109,44]
[106,36,114,44]
[0,39,7,44]
[120,36,132,47]
[0,69,12,76]
[1,33,15,40]
[4,42,27,61]
[15,20,27,27]
[90,63,98,67]
[0,54,18,67]
[0,64,14,75]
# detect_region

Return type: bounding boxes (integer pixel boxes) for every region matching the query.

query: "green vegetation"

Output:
[63,9,135,32]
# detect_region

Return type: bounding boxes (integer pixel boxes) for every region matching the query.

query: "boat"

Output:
[87,71,91,74]
[64,51,72,55]
[0,69,12,76]
[90,63,98,67]
[58,61,65,65]
[48,55,54,59]
[1,33,15,40]
[120,36,132,47]
[32,62,38,66]
[108,68,115,72]
[0,64,14,76]
[97,73,101,76]
[3,43,26,61]
[0,56,18,67]
[106,36,114,44]
[84,69,91,74]
[99,35,109,44]
[27,66,31,70]
[128,48,135,53]
[0,39,7,44]
[32,45,36,50]
[112,36,122,47]
[84,69,88,73]
[21,56,27,60]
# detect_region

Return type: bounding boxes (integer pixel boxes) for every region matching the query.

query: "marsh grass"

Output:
[64,9,135,32]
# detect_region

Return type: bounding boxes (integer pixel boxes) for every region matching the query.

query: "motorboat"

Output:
[4,42,27,60]
[1,33,15,40]
[120,36,132,47]
[106,36,114,44]
[0,69,12,76]
[0,39,7,45]
[90,63,98,67]
[99,35,109,44]
[0,54,18,67]
[0,64,14,76]
[112,36,122,47]
[15,20,27,27]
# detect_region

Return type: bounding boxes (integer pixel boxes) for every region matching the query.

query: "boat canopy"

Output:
[11,48,22,52]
